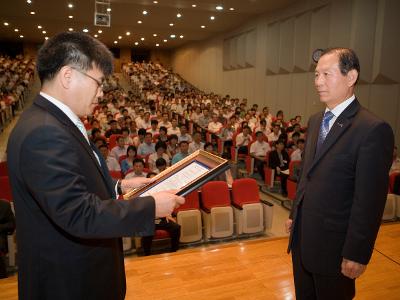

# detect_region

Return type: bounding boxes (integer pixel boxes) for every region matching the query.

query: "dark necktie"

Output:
[316,111,334,152]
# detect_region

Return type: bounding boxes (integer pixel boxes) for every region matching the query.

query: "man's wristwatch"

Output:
[117,180,123,195]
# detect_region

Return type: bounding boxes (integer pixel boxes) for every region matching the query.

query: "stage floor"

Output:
[1,223,399,299]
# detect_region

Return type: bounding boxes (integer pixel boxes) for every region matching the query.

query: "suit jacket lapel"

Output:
[34,95,111,191]
[306,99,360,176]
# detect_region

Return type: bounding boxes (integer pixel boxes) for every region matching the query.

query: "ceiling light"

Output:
[45,37,49,40]
[94,34,98,37]
[14,28,19,32]
[143,10,148,15]
[114,41,118,44]
[169,23,174,27]
[153,0,158,3]
[192,4,197,8]
[201,25,205,28]
[107,8,111,12]
[210,16,215,20]
[229,7,235,11]
[216,5,223,10]
[82,28,89,33]
[180,35,184,39]
[177,13,182,18]
[37,25,42,29]
[170,34,176,38]
[30,11,36,15]
[118,36,122,39]
[137,20,142,24]
[68,27,73,31]
[153,33,157,37]
[140,37,145,41]
[163,39,167,42]
[68,15,73,19]
[156,43,159,47]
[134,42,139,45]
[42,30,46,34]
[68,3,73,8]
[27,0,32,3]
[4,22,9,26]
[19,35,24,38]
[98,30,102,33]
[126,31,130,36]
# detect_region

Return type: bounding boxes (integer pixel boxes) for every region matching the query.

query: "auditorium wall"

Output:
[171,0,400,146]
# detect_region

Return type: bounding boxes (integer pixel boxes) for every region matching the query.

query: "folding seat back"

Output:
[231,178,259,208]
[0,161,8,176]
[0,176,13,201]
[201,181,231,212]
[174,191,202,243]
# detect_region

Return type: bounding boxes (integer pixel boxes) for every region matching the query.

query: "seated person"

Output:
[120,145,138,175]
[148,142,170,171]
[171,141,190,165]
[137,132,156,156]
[0,199,16,278]
[98,144,121,172]
[157,126,169,143]
[167,119,180,135]
[159,112,172,129]
[188,131,204,153]
[154,157,167,174]
[125,158,147,179]
[235,126,253,155]
[250,131,271,180]
[105,119,121,138]
[268,139,290,197]
[110,136,128,161]
[290,138,305,162]
[267,123,281,143]
[390,146,400,174]
[178,124,192,143]
[207,113,223,134]
[121,127,133,145]
[141,173,181,256]
[147,119,159,136]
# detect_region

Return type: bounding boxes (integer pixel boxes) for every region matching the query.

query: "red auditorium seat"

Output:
[0,161,8,176]
[0,176,13,201]
[108,134,121,150]
[201,181,233,239]
[231,178,264,234]
[109,170,122,180]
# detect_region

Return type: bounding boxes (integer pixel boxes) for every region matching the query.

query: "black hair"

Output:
[138,128,147,136]
[126,145,137,156]
[291,132,300,138]
[155,157,167,167]
[36,32,113,83]
[179,140,189,146]
[91,128,101,136]
[169,134,178,141]
[297,138,305,144]
[133,158,145,166]
[159,126,167,133]
[98,143,108,150]
[255,131,264,137]
[151,119,159,125]
[155,141,167,151]
[121,127,129,133]
[146,172,157,178]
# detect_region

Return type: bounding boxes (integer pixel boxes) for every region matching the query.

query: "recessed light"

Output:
[30,11,36,15]
[163,39,167,42]
[19,35,24,38]
[169,23,174,27]
[126,31,130,36]
[107,8,111,12]
[4,22,9,26]
[42,30,46,34]
[37,25,42,29]
[177,13,182,18]
[68,28,73,31]
[170,34,176,38]
[140,37,145,41]
[201,25,205,28]
[216,5,223,10]
[45,37,49,40]
[68,15,73,19]
[114,41,118,44]
[98,30,102,33]
[134,42,139,45]
[118,36,122,39]
[180,35,184,39]
[94,34,98,37]
[68,3,73,8]
[229,7,235,11]
[14,28,19,32]
[210,16,215,20]
[153,1,158,3]
[137,20,142,24]
[192,4,197,8]
[143,10,148,15]
[82,28,89,33]
[156,43,159,47]
[153,33,157,37]
[27,0,32,3]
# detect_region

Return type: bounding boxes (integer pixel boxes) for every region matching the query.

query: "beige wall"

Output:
[23,42,39,57]
[150,49,172,68]
[171,0,400,146]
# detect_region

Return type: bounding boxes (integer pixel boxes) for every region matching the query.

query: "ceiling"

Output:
[0,0,298,49]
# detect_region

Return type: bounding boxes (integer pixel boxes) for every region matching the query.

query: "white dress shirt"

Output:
[325,95,355,132]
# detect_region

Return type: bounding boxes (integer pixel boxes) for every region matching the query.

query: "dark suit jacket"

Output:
[7,95,156,300]
[288,99,393,275]
[0,199,15,253]
[268,150,290,171]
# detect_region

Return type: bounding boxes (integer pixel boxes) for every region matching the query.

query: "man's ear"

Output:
[58,66,73,89]
[347,69,358,87]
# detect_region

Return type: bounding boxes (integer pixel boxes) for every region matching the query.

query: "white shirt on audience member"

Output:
[106,156,121,172]
[250,141,271,157]
[291,148,303,162]
[189,141,204,154]
[208,121,223,134]
[236,132,252,146]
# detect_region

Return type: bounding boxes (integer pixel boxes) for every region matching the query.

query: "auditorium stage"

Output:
[1,223,399,299]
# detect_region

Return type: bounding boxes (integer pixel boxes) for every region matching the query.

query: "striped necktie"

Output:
[316,111,334,152]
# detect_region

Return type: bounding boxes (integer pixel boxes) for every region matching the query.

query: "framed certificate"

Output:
[123,150,230,199]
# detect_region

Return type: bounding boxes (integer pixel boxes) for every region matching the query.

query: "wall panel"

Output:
[294,12,312,72]
[279,18,295,73]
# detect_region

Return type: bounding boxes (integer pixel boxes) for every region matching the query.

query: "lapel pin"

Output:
[337,122,343,127]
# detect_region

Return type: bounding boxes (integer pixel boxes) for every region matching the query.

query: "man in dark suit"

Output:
[7,32,184,299]
[286,48,394,299]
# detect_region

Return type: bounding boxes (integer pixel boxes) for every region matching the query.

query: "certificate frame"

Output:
[123,150,230,199]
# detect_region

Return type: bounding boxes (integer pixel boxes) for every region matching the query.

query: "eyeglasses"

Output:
[71,67,104,90]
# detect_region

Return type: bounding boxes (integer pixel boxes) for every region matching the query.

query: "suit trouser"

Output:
[291,208,355,300]
[0,255,7,278]
[142,220,181,255]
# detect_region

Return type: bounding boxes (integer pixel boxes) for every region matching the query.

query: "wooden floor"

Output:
[1,223,399,300]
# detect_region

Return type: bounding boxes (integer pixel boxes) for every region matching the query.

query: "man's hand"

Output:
[285,218,293,233]
[151,190,185,218]
[341,258,367,279]
[121,177,154,192]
